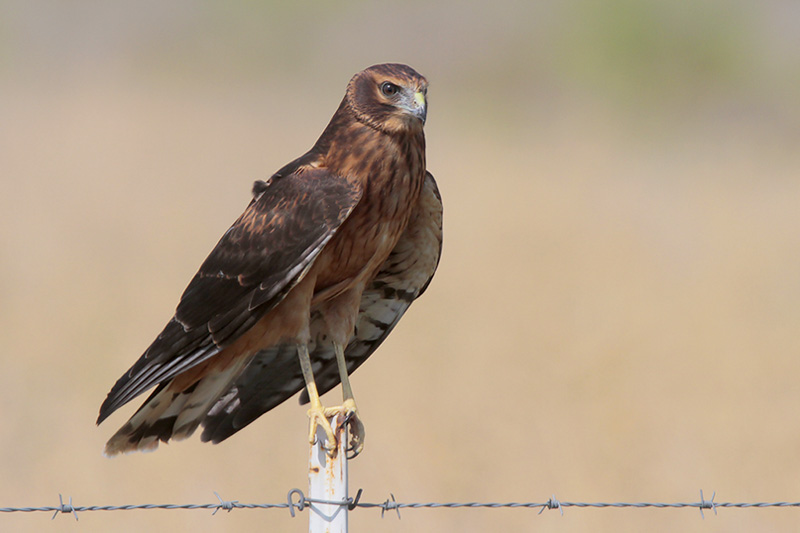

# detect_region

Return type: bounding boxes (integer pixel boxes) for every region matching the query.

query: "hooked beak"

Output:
[412,90,427,124]
[401,89,427,125]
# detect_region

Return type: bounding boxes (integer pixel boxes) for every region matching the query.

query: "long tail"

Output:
[103,355,252,456]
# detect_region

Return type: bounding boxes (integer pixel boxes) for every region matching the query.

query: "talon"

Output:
[307,403,338,454]
[345,419,365,459]
[307,400,366,457]
[343,411,354,426]
[340,400,365,459]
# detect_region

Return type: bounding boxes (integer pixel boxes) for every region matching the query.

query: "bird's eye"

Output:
[380,82,399,97]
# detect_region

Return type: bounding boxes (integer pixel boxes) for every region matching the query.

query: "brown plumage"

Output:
[97,63,442,457]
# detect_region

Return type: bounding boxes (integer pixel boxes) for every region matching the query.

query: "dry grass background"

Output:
[2,1,800,531]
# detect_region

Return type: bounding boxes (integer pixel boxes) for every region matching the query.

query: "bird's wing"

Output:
[97,167,362,424]
[198,171,443,443]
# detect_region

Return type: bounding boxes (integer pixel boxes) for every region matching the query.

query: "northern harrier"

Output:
[97,63,442,457]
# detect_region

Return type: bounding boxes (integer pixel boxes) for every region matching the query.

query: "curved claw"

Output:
[343,411,365,459]
[307,405,338,453]
[309,399,365,457]
[334,400,365,458]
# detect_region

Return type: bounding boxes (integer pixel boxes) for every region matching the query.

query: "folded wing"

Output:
[200,171,443,443]
[97,168,362,424]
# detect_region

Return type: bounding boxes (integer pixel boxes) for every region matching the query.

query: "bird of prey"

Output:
[97,63,442,458]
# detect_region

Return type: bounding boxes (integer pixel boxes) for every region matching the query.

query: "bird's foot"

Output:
[331,399,365,459]
[307,399,365,458]
[307,403,339,455]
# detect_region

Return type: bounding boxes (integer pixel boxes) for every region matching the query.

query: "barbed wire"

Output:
[3,489,800,521]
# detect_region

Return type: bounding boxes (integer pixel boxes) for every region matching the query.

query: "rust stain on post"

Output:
[308,413,348,533]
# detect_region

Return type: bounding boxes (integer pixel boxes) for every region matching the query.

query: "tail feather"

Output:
[103,383,191,456]
[103,357,252,456]
[200,342,306,444]
[172,357,251,440]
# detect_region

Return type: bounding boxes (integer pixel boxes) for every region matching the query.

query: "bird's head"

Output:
[346,63,428,134]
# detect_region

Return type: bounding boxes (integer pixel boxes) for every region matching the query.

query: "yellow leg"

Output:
[297,343,338,453]
[334,341,365,458]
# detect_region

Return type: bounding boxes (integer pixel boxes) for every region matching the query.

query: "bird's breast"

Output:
[315,160,425,295]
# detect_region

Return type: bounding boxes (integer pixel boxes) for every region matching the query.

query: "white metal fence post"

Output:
[308,413,348,533]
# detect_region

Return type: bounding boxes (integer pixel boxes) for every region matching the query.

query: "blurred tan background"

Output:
[2,1,800,531]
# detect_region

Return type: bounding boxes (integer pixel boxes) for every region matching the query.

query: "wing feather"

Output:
[97,167,362,423]
[198,172,443,442]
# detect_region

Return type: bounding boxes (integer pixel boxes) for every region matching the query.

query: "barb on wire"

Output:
[4,488,800,520]
[52,494,77,521]
[211,492,238,515]
[380,493,401,519]
[699,490,717,519]
[538,495,563,516]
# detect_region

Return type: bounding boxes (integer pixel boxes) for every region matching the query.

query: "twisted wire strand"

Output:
[2,489,800,521]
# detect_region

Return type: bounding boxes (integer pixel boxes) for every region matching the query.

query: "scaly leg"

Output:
[334,341,365,457]
[297,342,338,453]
